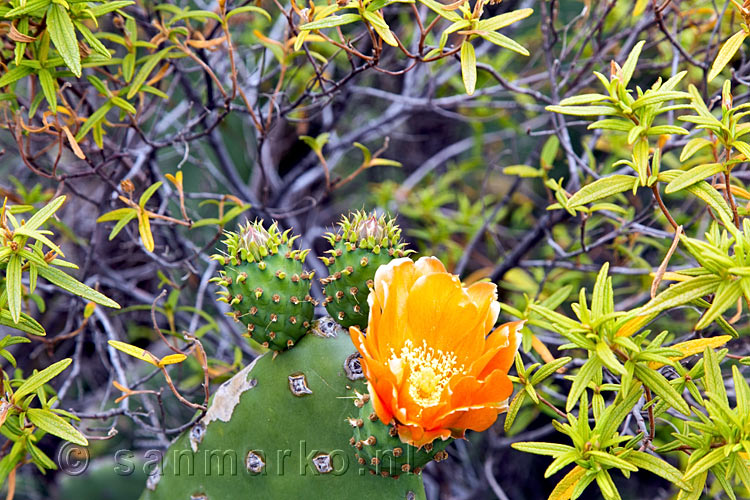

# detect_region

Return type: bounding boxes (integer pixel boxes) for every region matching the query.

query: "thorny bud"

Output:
[121,179,135,195]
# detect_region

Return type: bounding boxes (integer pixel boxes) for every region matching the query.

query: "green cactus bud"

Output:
[349,397,451,477]
[322,211,410,329]
[212,220,315,351]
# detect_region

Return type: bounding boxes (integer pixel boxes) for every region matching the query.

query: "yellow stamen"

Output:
[391,340,464,408]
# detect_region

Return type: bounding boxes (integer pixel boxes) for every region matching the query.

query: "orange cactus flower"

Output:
[350,256,524,448]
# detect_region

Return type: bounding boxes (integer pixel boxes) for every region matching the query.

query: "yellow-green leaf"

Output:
[708,30,748,82]
[27,408,88,446]
[460,41,476,96]
[108,340,159,366]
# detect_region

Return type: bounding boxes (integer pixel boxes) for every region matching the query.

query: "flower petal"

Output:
[465,281,500,334]
[405,272,483,358]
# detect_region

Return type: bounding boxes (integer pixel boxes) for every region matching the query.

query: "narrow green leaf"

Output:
[664,163,724,194]
[0,65,34,88]
[620,40,645,88]
[511,442,575,457]
[126,47,173,99]
[639,275,722,317]
[13,358,71,403]
[694,280,742,330]
[683,446,729,480]
[460,41,476,96]
[7,254,22,323]
[27,408,88,446]
[634,364,690,415]
[299,13,362,30]
[47,4,81,77]
[35,265,120,309]
[626,451,692,491]
[38,67,57,112]
[546,105,617,116]
[567,356,601,412]
[567,175,637,208]
[708,30,748,82]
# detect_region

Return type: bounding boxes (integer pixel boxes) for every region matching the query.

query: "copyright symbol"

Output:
[57,442,89,476]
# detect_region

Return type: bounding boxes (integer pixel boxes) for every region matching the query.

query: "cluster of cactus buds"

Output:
[320,211,410,329]
[211,220,315,351]
[349,395,450,477]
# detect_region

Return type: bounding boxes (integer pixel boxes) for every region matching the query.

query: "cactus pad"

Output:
[139,322,426,500]
[321,211,409,329]
[213,220,315,350]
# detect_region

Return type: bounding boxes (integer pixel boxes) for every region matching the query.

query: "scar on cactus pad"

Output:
[321,211,410,329]
[212,220,316,351]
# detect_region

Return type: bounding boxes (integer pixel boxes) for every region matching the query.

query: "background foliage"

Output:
[1,0,750,498]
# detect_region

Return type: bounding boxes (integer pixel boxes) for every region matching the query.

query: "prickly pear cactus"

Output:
[320,211,409,329]
[140,322,426,500]
[212,220,315,350]
[350,398,451,477]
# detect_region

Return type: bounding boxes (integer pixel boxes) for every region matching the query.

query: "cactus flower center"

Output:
[391,339,464,409]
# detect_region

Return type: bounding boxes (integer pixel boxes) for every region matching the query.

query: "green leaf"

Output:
[89,0,134,16]
[587,450,637,472]
[630,91,691,110]
[26,408,88,446]
[13,358,71,403]
[702,346,727,406]
[546,105,617,116]
[478,8,533,31]
[38,67,58,112]
[23,196,65,232]
[683,446,729,480]
[0,310,46,336]
[567,356,601,412]
[694,279,743,330]
[74,21,111,58]
[35,265,120,309]
[0,65,34,87]
[127,47,173,99]
[477,31,529,55]
[620,40,645,88]
[664,163,724,194]
[299,13,362,30]
[460,41,476,96]
[708,30,748,82]
[626,451,692,491]
[680,138,713,162]
[226,5,271,21]
[75,100,113,141]
[4,0,50,17]
[633,364,690,415]
[588,119,633,132]
[558,94,610,106]
[511,442,575,457]
[639,275,722,317]
[417,0,461,22]
[47,4,81,77]
[595,384,642,444]
[362,10,397,46]
[503,165,542,178]
[107,340,158,365]
[567,175,637,208]
[6,254,22,324]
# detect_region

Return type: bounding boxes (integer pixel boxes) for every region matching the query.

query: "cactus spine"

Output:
[212,220,315,351]
[321,211,409,329]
